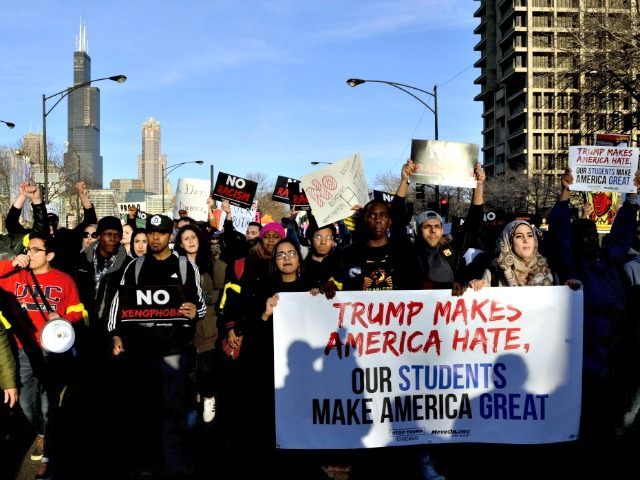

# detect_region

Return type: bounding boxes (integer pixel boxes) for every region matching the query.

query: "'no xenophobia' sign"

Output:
[117,285,188,324]
[274,287,582,449]
[569,145,639,193]
[212,172,258,209]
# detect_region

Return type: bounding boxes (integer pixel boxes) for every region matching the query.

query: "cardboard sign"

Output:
[212,172,258,209]
[274,287,583,449]
[117,285,188,324]
[373,190,395,203]
[173,178,210,221]
[569,145,639,193]
[288,182,311,211]
[300,154,369,227]
[272,176,300,204]
[411,139,478,188]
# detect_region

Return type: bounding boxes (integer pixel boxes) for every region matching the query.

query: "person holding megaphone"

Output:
[0,232,85,480]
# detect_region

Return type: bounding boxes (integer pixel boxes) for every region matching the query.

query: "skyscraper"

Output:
[64,22,102,189]
[138,117,168,194]
[474,0,636,212]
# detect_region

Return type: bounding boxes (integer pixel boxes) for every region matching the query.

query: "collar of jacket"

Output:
[84,243,129,273]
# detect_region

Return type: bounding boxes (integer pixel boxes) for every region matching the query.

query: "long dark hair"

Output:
[174,224,212,276]
[130,228,147,258]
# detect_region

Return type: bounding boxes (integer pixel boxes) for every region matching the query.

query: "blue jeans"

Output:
[17,348,50,437]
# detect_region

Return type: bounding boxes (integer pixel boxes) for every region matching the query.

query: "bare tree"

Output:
[245,171,288,220]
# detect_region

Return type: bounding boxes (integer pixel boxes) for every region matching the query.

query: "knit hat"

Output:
[415,210,443,231]
[146,214,174,234]
[260,222,285,239]
[97,216,124,235]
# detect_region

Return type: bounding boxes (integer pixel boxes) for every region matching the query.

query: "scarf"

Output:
[493,220,553,287]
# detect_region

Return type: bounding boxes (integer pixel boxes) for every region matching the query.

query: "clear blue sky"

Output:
[0,0,481,191]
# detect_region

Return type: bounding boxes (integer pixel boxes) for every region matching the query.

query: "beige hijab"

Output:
[493,220,554,287]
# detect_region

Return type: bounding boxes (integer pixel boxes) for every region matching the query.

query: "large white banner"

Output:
[569,145,639,193]
[411,140,478,188]
[300,154,369,228]
[274,287,583,449]
[173,178,210,221]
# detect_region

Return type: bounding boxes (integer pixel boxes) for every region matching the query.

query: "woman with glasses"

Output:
[81,224,98,251]
[301,214,341,293]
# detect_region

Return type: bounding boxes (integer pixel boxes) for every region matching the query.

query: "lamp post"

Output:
[64,141,82,222]
[162,160,204,213]
[1,120,15,129]
[42,74,126,203]
[310,161,332,165]
[346,78,440,206]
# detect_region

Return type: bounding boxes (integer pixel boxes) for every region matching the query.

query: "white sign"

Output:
[173,178,210,221]
[274,287,582,449]
[117,202,147,215]
[215,201,257,235]
[411,140,478,188]
[300,154,369,227]
[568,145,639,193]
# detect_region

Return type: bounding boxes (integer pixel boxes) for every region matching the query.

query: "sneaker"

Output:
[203,396,216,423]
[35,461,52,480]
[30,435,44,461]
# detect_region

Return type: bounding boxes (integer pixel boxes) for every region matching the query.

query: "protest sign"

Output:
[595,132,630,147]
[411,140,478,188]
[585,191,621,232]
[117,285,188,324]
[568,145,639,193]
[274,287,582,449]
[373,190,395,203]
[212,172,258,209]
[300,154,369,227]
[272,176,300,204]
[173,178,210,221]
[288,182,311,211]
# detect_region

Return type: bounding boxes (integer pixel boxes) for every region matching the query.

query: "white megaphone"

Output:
[41,318,76,353]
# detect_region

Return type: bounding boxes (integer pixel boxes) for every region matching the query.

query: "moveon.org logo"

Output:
[430,429,470,437]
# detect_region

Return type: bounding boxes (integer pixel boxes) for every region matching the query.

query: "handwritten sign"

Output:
[173,178,210,221]
[569,145,639,193]
[300,154,369,227]
[411,140,478,188]
[212,172,258,209]
[274,287,582,448]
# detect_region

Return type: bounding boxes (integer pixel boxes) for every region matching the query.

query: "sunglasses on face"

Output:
[83,232,98,239]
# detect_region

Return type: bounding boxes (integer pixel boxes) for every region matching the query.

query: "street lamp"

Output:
[64,141,82,222]
[310,161,332,165]
[162,160,204,213]
[42,74,126,203]
[346,77,440,206]
[1,120,15,129]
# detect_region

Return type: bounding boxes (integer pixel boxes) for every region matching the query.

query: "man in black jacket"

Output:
[1,183,48,260]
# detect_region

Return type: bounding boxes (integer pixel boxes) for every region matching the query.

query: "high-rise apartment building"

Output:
[138,117,167,195]
[474,0,636,201]
[64,22,103,189]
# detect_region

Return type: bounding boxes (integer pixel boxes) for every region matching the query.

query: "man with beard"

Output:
[108,214,205,479]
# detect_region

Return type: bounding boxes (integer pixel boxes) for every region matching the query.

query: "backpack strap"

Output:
[179,255,188,285]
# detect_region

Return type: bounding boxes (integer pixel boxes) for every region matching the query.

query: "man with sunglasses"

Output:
[0,233,85,480]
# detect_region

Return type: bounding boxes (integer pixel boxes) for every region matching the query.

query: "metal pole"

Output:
[42,94,48,204]
[162,166,165,213]
[433,85,440,211]
[210,164,215,195]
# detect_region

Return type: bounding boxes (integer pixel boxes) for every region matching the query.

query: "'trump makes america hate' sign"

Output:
[273,287,582,449]
[569,145,639,193]
[212,172,258,209]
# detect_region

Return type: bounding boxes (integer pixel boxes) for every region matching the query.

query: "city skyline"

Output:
[0,1,480,192]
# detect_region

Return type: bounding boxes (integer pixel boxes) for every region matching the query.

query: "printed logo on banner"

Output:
[272,176,300,204]
[117,285,188,324]
[212,172,258,209]
[288,182,311,210]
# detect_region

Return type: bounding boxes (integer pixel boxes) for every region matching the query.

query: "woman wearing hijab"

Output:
[469,219,555,289]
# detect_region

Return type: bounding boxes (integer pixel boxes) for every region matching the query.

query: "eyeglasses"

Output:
[26,247,47,255]
[313,234,334,241]
[275,250,298,259]
[83,232,99,239]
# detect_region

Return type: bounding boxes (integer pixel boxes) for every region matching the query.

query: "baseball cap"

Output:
[415,210,443,231]
[146,214,174,234]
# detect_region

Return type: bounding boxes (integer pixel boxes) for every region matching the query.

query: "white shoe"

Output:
[203,396,216,423]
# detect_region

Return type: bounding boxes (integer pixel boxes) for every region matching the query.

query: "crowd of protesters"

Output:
[0,161,639,480]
